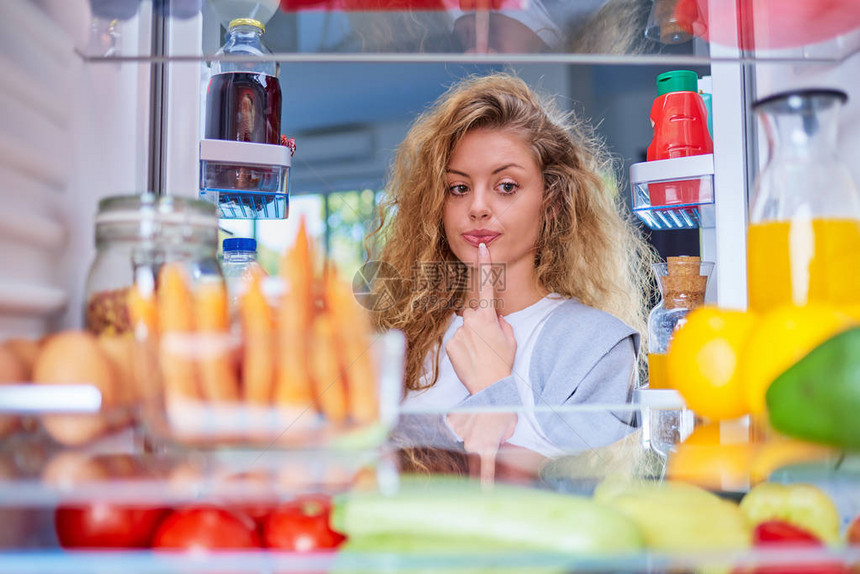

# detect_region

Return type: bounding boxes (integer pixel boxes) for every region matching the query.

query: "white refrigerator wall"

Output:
[0,0,149,338]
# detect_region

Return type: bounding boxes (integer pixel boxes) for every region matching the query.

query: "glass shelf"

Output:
[0,407,854,506]
[74,0,860,64]
[1,407,857,572]
[0,547,859,574]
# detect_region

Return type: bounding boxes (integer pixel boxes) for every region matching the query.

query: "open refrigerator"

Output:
[1,0,860,571]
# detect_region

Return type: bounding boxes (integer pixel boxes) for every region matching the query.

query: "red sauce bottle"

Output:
[647,70,713,207]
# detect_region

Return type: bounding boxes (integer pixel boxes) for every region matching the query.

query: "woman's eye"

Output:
[449,184,468,196]
[498,182,518,194]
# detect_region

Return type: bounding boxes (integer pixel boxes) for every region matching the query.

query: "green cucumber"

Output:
[341,534,522,553]
[334,535,566,574]
[331,475,644,554]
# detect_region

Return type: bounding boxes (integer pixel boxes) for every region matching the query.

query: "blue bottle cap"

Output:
[223,237,257,252]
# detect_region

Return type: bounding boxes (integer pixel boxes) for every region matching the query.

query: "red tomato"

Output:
[231,502,274,527]
[218,472,277,527]
[153,507,261,551]
[263,495,346,552]
[55,503,168,549]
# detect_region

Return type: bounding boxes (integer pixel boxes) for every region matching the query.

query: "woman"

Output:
[368,72,655,477]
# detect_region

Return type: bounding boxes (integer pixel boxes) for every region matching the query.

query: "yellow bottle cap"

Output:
[228,18,264,33]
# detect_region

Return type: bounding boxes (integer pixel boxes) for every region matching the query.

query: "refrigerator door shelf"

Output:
[630,154,716,231]
[199,139,291,220]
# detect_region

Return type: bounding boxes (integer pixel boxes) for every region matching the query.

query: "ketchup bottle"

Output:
[647,70,713,207]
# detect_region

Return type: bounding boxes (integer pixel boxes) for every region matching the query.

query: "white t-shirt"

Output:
[401,294,569,457]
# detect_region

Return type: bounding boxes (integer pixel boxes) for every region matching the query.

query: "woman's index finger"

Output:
[477,242,495,311]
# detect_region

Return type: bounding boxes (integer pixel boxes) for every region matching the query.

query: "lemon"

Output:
[667,306,757,421]
[845,304,860,322]
[667,421,755,491]
[749,435,836,484]
[741,303,853,415]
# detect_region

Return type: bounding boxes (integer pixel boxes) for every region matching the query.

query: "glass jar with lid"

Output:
[647,256,714,390]
[84,193,222,336]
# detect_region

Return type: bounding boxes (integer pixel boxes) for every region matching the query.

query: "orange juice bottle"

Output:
[748,89,860,314]
[647,352,671,389]
[647,257,713,389]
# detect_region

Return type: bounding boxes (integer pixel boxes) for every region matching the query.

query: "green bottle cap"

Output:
[656,70,699,96]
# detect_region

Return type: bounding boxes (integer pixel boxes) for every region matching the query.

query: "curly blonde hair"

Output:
[367,72,656,392]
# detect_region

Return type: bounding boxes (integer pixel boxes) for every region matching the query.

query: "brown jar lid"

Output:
[665,256,707,310]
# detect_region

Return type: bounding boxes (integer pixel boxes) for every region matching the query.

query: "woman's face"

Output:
[443,128,544,274]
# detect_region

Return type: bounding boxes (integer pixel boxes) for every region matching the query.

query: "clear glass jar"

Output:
[748,89,860,314]
[647,256,714,389]
[84,194,222,336]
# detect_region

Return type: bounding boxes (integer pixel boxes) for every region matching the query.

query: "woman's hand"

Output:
[445,243,517,395]
[446,411,517,485]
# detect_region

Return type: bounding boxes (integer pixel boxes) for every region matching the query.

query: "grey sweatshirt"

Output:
[395,299,641,456]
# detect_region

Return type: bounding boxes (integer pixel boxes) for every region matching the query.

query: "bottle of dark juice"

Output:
[205,18,282,145]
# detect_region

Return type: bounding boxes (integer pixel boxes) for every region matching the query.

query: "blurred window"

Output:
[219,190,384,280]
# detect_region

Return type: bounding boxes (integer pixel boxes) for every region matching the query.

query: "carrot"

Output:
[308,313,348,423]
[127,281,160,401]
[239,269,275,404]
[274,271,315,408]
[194,281,239,402]
[326,270,379,424]
[274,218,316,409]
[156,263,199,400]
[127,282,159,337]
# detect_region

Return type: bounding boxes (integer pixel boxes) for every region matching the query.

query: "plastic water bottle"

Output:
[222,237,264,312]
[205,18,282,145]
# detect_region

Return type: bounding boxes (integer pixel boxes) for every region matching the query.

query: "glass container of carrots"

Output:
[129,215,405,466]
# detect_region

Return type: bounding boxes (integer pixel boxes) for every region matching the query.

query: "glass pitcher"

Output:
[747,89,860,314]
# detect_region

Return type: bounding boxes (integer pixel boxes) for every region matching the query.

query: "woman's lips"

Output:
[461,233,500,248]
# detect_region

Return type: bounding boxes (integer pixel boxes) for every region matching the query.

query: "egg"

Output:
[32,331,119,446]
[3,338,40,380]
[0,345,26,383]
[0,345,26,438]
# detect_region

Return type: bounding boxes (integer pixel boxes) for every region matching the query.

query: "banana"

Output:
[594,478,751,551]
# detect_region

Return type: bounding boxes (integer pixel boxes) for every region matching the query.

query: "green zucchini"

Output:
[334,535,566,574]
[331,475,644,555]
